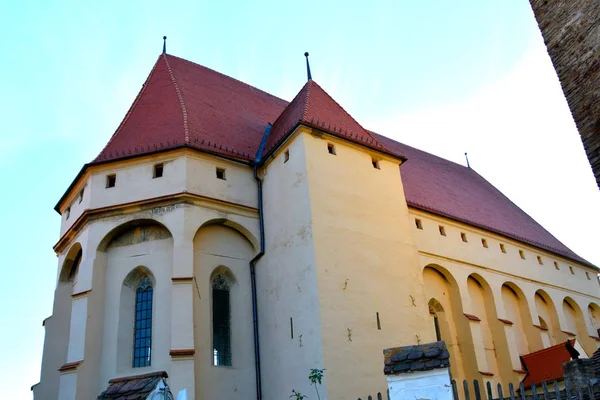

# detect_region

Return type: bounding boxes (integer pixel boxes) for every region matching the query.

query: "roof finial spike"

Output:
[304,52,312,81]
[162,36,167,54]
[465,152,471,169]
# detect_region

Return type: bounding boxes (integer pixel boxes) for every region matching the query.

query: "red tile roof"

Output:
[373,134,593,267]
[264,80,389,158]
[76,53,593,268]
[520,340,578,387]
[94,54,288,162]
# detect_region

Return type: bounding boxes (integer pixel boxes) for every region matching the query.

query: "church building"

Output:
[33,47,600,400]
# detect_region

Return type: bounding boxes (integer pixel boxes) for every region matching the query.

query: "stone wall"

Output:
[529,0,600,188]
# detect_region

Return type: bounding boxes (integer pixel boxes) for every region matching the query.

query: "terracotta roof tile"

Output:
[94,54,287,163]
[75,53,592,268]
[521,340,578,387]
[264,80,391,158]
[372,133,593,267]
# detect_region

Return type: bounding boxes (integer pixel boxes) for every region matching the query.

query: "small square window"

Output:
[415,219,423,230]
[372,159,380,169]
[554,261,560,270]
[78,189,84,203]
[586,272,591,280]
[65,207,71,219]
[327,143,336,155]
[481,239,488,248]
[500,243,506,253]
[106,174,116,188]
[537,256,543,265]
[153,163,164,178]
[216,168,226,180]
[569,266,575,275]
[519,250,525,260]
[439,226,446,236]
[460,232,467,243]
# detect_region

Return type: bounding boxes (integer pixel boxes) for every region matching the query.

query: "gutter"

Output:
[249,123,271,400]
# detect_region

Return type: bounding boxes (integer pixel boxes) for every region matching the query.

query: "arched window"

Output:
[133,276,153,368]
[212,274,231,366]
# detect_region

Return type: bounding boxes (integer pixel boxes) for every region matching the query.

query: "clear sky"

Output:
[1,1,598,398]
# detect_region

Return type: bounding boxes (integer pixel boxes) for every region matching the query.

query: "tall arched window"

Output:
[212,274,231,366]
[133,276,153,368]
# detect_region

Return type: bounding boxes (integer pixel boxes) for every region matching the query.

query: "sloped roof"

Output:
[373,133,593,267]
[97,371,169,399]
[264,80,390,158]
[65,53,592,267]
[383,341,450,375]
[94,54,287,163]
[521,340,578,387]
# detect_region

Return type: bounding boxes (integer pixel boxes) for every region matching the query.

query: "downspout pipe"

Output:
[250,123,271,400]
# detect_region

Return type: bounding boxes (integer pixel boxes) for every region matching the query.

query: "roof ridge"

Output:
[308,81,386,150]
[162,54,189,143]
[302,80,312,120]
[165,54,289,105]
[93,55,162,162]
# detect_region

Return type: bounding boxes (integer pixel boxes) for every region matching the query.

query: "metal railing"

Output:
[452,379,598,400]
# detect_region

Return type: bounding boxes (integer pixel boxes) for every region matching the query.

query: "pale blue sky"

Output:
[1,1,598,398]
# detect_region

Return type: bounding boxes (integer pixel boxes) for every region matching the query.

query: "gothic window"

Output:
[133,276,153,368]
[212,274,231,366]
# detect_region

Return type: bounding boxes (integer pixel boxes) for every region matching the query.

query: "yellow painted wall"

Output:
[301,129,435,399]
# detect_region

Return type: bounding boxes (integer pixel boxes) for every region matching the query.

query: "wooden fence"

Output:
[357,391,389,400]
[452,379,599,400]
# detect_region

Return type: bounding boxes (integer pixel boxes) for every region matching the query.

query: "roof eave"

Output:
[261,121,407,165]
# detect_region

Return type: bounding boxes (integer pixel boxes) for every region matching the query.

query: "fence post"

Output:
[565,379,572,400]
[531,382,538,400]
[486,381,493,400]
[464,379,471,400]
[553,380,560,400]
[543,381,550,399]
[519,382,526,400]
[473,380,482,400]
[452,380,459,400]
[508,382,516,400]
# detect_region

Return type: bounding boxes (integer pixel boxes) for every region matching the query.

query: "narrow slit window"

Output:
[569,266,575,275]
[284,150,290,163]
[554,261,560,270]
[415,219,423,230]
[290,317,294,339]
[133,276,153,368]
[106,174,116,188]
[537,256,543,265]
[481,239,488,248]
[439,226,446,236]
[519,250,526,260]
[433,315,442,342]
[461,232,468,243]
[153,163,164,178]
[212,274,231,366]
[376,312,381,330]
[216,168,226,180]
[372,159,380,169]
[500,243,506,253]
[327,143,336,155]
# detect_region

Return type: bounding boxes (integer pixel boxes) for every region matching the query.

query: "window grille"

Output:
[212,274,231,366]
[133,276,153,368]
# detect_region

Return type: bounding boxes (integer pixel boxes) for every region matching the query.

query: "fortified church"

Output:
[34,44,600,399]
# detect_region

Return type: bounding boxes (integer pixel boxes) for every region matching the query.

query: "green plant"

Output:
[289,368,325,400]
[289,389,307,400]
[308,368,325,400]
